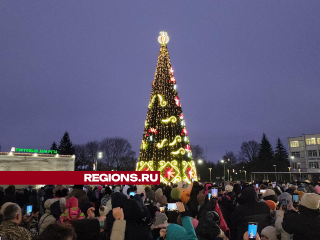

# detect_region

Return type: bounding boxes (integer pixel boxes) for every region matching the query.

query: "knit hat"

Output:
[170,187,181,201]
[278,192,292,206]
[166,223,189,240]
[44,198,59,214]
[145,186,156,201]
[300,193,320,210]
[262,189,276,198]
[0,202,13,215]
[66,197,78,209]
[225,184,233,192]
[154,212,168,226]
[99,205,108,216]
[191,218,199,229]
[261,226,277,240]
[265,200,277,210]
[155,188,163,198]
[314,185,320,194]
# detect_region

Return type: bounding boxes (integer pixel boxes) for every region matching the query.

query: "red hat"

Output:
[66,197,78,208]
[265,200,276,210]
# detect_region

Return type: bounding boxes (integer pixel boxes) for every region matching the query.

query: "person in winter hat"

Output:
[39,198,59,234]
[151,212,169,239]
[66,185,89,207]
[314,185,320,194]
[260,226,277,240]
[170,187,181,202]
[158,202,197,240]
[196,210,226,240]
[265,200,277,211]
[155,188,167,207]
[282,193,320,240]
[72,218,101,240]
[145,186,156,201]
[262,189,278,203]
[59,197,85,226]
[101,187,112,206]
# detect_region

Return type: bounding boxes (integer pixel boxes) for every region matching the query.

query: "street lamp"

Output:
[227,169,230,181]
[288,167,291,182]
[95,152,103,171]
[198,159,203,164]
[273,165,277,181]
[221,159,225,180]
[208,168,212,182]
[243,170,247,182]
[299,168,301,180]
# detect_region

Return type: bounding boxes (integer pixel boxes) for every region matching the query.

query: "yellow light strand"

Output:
[171,148,186,155]
[148,94,167,108]
[169,136,182,146]
[157,94,167,107]
[161,116,177,124]
[141,141,147,150]
[157,139,168,148]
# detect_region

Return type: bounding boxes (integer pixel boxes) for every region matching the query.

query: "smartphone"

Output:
[212,188,218,198]
[272,183,276,188]
[129,192,135,197]
[26,205,33,215]
[260,189,266,194]
[281,199,287,211]
[159,206,165,213]
[248,222,258,239]
[83,187,85,190]
[166,203,177,211]
[208,193,212,200]
[191,178,194,182]
[293,194,299,204]
[255,184,259,188]
[240,186,242,189]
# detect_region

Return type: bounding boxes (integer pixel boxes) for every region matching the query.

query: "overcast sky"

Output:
[1,1,319,162]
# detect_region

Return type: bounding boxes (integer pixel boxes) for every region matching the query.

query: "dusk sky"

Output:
[1,1,319,162]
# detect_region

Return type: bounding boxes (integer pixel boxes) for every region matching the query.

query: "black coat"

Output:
[230,201,270,240]
[282,205,320,240]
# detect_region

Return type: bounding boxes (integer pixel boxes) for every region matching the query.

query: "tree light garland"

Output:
[169,136,182,146]
[161,116,177,124]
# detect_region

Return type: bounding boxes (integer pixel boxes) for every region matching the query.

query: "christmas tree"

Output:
[136,32,197,184]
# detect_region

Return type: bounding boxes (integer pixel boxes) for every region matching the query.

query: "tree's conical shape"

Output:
[137,32,197,184]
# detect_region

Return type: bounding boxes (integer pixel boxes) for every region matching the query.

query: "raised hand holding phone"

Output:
[176,202,185,213]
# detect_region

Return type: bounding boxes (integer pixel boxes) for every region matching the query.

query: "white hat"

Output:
[261,226,277,240]
[300,193,320,210]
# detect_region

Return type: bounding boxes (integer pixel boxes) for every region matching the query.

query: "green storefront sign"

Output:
[12,147,57,154]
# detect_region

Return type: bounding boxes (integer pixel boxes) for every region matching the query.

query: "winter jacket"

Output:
[275,210,292,240]
[66,189,89,207]
[158,215,197,240]
[197,190,205,206]
[230,201,270,240]
[110,220,126,240]
[282,205,320,240]
[38,213,56,234]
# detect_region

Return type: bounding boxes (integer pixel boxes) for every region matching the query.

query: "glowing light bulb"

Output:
[158,31,169,45]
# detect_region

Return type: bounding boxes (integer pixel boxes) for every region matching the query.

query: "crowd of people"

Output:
[0,179,319,240]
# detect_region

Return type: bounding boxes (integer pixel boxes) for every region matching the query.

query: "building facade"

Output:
[288,134,320,179]
[0,152,75,171]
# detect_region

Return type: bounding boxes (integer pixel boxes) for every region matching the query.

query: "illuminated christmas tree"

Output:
[136,32,197,184]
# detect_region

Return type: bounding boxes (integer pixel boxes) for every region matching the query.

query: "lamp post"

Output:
[288,167,291,182]
[299,168,301,180]
[273,165,277,181]
[208,168,212,182]
[221,159,225,180]
[198,159,203,164]
[96,152,103,171]
[227,169,230,181]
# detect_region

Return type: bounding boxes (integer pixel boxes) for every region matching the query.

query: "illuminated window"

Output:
[291,152,300,158]
[309,162,319,169]
[290,141,299,147]
[317,138,320,144]
[306,138,316,145]
[308,150,317,157]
